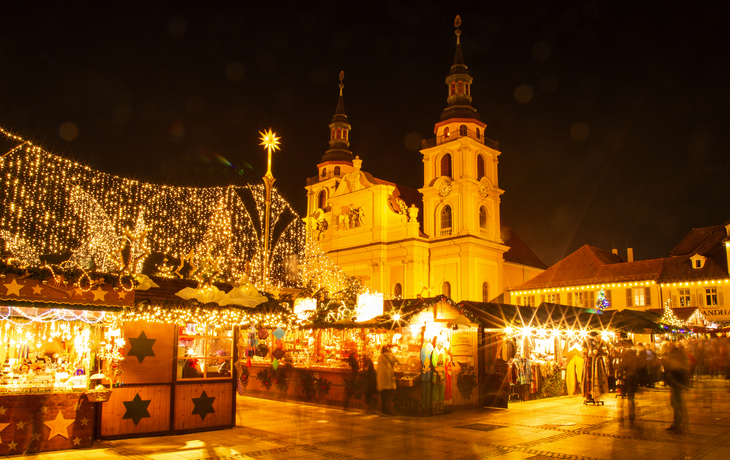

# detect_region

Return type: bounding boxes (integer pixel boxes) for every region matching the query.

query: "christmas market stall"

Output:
[0,267,132,455]
[239,295,481,416]
[457,302,618,408]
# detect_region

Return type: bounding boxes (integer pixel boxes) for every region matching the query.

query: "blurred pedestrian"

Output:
[663,341,690,433]
[618,341,639,427]
[377,344,399,415]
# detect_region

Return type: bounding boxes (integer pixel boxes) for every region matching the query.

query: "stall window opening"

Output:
[177,323,232,380]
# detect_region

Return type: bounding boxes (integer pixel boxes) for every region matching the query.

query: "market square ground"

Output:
[6,378,730,460]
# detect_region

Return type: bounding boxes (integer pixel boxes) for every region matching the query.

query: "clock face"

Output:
[438,181,451,197]
[479,183,488,197]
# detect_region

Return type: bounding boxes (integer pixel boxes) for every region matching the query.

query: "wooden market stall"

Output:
[0,272,131,455]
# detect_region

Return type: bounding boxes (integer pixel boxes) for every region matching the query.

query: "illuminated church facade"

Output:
[303,22,546,302]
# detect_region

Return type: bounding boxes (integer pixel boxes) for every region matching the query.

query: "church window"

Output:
[450,82,456,96]
[331,130,335,140]
[479,206,487,231]
[334,166,341,176]
[440,205,452,236]
[443,127,450,139]
[442,281,451,298]
[459,124,467,136]
[336,128,341,139]
[441,153,452,178]
[458,81,463,93]
[482,282,489,302]
[476,127,481,140]
[477,155,485,179]
[465,82,470,95]
[321,168,327,178]
[317,190,327,209]
[394,283,403,299]
[343,129,347,140]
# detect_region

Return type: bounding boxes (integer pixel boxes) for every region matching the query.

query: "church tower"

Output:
[418,16,508,302]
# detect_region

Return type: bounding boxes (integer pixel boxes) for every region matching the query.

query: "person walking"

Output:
[664,341,690,433]
[377,344,399,415]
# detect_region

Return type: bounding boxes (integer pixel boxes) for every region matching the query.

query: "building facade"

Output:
[303,23,546,302]
[507,221,730,322]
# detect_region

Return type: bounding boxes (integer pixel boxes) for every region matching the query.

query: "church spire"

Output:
[320,71,354,163]
[439,16,481,123]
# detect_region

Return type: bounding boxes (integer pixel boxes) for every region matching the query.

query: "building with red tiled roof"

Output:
[507,221,730,321]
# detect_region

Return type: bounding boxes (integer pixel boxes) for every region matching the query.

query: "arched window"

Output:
[321,168,327,178]
[458,81,463,93]
[442,281,451,298]
[317,190,327,209]
[443,127,450,139]
[441,153,452,178]
[450,82,456,96]
[479,206,488,230]
[343,129,347,140]
[331,130,335,140]
[459,124,467,136]
[476,127,481,140]
[334,166,341,176]
[336,128,341,139]
[477,155,485,179]
[465,82,470,95]
[440,205,452,235]
[394,283,403,299]
[482,282,489,302]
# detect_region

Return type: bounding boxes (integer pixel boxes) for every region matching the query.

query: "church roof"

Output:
[501,223,547,270]
[438,18,482,124]
[515,244,665,290]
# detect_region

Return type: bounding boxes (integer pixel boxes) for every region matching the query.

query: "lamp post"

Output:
[259,128,281,289]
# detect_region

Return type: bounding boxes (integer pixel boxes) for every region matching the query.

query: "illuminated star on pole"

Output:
[259,128,281,180]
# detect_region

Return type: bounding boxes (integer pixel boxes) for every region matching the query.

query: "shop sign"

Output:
[451,332,473,356]
[702,307,730,322]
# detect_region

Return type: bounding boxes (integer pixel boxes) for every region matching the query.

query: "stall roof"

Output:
[457,301,617,331]
[606,309,664,332]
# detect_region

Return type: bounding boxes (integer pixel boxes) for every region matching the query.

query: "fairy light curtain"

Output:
[0,128,345,292]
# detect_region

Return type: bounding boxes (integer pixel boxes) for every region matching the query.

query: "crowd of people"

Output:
[615,335,730,434]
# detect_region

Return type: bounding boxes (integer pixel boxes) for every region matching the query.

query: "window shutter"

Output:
[626,289,633,307]
[699,290,705,306]
[691,293,698,307]
[541,295,545,304]
[672,295,678,308]
[645,287,651,306]
[719,288,725,306]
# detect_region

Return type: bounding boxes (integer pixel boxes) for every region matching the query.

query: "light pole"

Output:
[259,128,280,289]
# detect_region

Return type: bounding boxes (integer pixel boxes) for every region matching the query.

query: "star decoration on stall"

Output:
[122,393,151,425]
[30,431,41,441]
[72,436,81,446]
[3,279,24,296]
[0,406,6,415]
[117,290,127,300]
[7,440,16,450]
[91,286,108,301]
[79,417,89,426]
[0,422,9,443]
[15,420,25,430]
[40,406,49,415]
[127,331,156,363]
[191,391,216,420]
[31,284,44,295]
[44,410,75,440]
[73,287,86,297]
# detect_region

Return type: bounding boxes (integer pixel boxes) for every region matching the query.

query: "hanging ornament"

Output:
[273,327,286,340]
[272,358,279,370]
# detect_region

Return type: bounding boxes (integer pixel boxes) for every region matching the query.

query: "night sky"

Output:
[1,1,727,267]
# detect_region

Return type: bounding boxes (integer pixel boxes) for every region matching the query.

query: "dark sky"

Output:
[1,1,727,267]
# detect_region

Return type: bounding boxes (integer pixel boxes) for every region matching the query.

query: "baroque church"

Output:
[303,20,546,302]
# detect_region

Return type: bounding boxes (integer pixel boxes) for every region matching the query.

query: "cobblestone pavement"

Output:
[7,378,730,460]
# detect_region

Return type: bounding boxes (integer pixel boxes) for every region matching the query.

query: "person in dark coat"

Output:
[663,341,690,433]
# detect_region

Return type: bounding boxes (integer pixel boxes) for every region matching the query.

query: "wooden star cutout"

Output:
[117,290,128,300]
[72,436,81,446]
[122,393,151,425]
[30,431,41,441]
[15,420,25,430]
[31,284,44,295]
[0,422,9,443]
[191,390,216,420]
[127,331,156,363]
[0,406,6,415]
[3,279,24,296]
[80,417,89,426]
[40,406,49,415]
[7,440,16,450]
[91,286,108,301]
[44,410,74,440]
[73,287,86,297]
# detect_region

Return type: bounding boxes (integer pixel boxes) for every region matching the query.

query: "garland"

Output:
[256,369,272,390]
[298,370,317,399]
[273,365,291,393]
[239,365,250,389]
[0,259,137,291]
[317,378,331,399]
[456,364,477,399]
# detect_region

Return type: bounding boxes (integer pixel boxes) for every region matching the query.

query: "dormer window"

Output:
[690,254,706,269]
